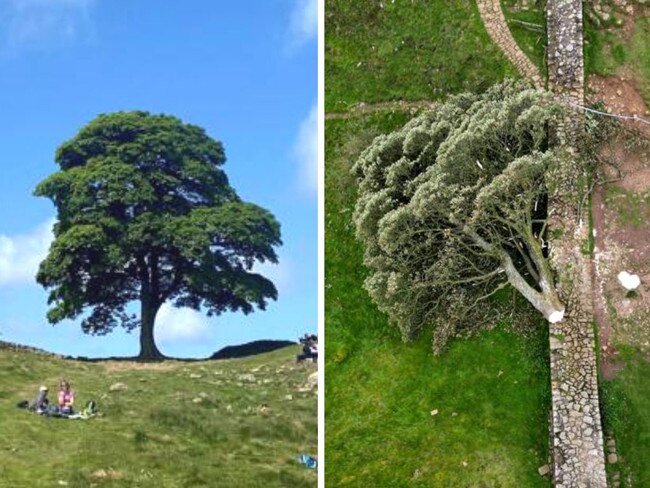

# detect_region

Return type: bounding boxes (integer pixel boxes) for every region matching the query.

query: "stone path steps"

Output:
[475,0,543,90]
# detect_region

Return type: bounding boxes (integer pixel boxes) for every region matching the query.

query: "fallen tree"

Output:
[352,80,567,351]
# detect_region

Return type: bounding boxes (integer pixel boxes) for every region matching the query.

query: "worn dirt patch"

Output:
[587,75,650,131]
[588,75,650,379]
[99,361,180,373]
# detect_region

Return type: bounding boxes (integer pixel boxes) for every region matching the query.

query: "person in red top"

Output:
[58,380,75,414]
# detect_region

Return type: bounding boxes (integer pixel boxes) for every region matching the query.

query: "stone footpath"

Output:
[546,1,608,487]
[475,0,543,90]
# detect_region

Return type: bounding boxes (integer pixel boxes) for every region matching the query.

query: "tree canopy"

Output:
[352,81,566,352]
[36,111,281,359]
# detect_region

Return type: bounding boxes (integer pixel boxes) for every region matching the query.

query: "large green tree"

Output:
[352,81,567,352]
[36,111,281,359]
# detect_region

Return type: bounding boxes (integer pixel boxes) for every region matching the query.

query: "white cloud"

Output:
[0,0,95,52]
[287,0,317,49]
[254,254,292,297]
[154,256,291,344]
[154,303,211,344]
[0,218,54,287]
[293,103,318,193]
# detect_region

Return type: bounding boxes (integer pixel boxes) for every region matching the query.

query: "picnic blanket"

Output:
[17,400,98,420]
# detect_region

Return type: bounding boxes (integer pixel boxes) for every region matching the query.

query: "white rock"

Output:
[618,271,640,290]
[109,382,128,392]
[549,309,565,323]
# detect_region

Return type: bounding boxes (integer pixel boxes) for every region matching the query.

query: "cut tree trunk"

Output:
[138,299,164,361]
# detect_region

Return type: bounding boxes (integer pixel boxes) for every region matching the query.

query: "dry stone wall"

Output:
[546,232,608,488]
[546,1,608,487]
[547,0,585,102]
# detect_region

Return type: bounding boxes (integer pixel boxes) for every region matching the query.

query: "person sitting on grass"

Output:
[32,386,50,414]
[297,334,318,363]
[58,380,75,415]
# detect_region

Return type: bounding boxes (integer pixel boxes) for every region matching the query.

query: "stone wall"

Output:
[546,226,608,488]
[547,0,585,102]
[546,1,608,487]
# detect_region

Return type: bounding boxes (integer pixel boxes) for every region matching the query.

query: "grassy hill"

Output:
[0,344,317,488]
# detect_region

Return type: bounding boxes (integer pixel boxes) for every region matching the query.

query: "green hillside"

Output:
[0,344,317,488]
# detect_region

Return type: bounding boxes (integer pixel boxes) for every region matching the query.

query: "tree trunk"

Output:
[138,299,164,360]
[466,227,565,321]
[500,247,565,321]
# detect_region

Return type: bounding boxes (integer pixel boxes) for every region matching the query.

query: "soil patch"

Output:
[587,75,650,133]
[99,361,179,373]
[588,75,650,379]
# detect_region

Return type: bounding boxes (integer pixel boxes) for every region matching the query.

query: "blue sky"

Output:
[0,0,317,358]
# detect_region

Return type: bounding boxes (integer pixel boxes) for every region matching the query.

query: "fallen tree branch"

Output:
[508,19,545,33]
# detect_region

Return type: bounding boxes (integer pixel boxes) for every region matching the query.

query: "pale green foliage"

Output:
[352,81,565,352]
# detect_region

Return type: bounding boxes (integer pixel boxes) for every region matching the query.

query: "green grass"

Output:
[604,185,650,228]
[0,346,317,488]
[325,0,518,112]
[501,0,548,76]
[601,351,650,488]
[325,114,551,487]
[584,22,628,77]
[628,16,650,106]
[584,11,650,105]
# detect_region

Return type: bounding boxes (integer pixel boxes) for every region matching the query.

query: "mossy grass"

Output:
[584,13,650,106]
[604,185,650,228]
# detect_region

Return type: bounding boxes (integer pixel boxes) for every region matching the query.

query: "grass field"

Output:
[0,345,317,488]
[601,349,650,488]
[325,114,552,487]
[325,0,518,112]
[584,12,650,105]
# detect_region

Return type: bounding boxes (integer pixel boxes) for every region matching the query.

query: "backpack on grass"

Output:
[81,400,98,418]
